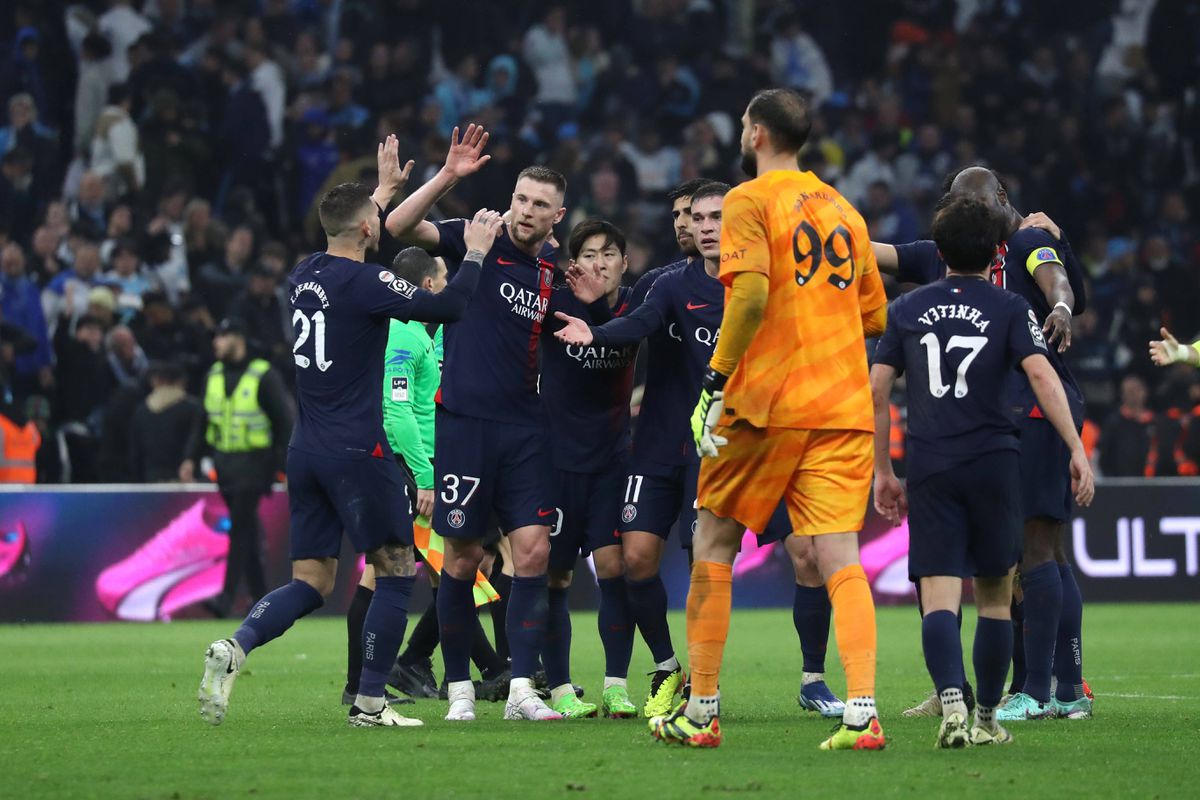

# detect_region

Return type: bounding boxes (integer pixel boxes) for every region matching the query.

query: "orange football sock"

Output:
[826,563,877,698]
[686,560,733,697]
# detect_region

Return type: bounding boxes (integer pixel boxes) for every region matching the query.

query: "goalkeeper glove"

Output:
[691,368,729,458]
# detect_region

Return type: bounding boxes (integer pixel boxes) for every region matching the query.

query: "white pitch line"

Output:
[1105,692,1195,700]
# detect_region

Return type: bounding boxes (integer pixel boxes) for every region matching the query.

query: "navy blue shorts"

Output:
[1018,416,1073,523]
[756,501,792,546]
[907,450,1021,581]
[286,447,412,560]
[433,408,551,540]
[547,457,627,571]
[615,456,700,548]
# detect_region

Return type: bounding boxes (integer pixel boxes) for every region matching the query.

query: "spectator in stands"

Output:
[53,314,113,482]
[1100,375,1176,477]
[130,360,203,483]
[106,324,147,388]
[106,238,158,323]
[98,0,153,84]
[69,171,109,242]
[90,84,144,197]
[523,6,578,135]
[198,224,253,321]
[182,198,226,272]
[768,14,834,107]
[74,33,114,155]
[244,43,285,151]
[44,242,108,328]
[227,263,291,372]
[0,242,52,400]
[140,89,208,205]
[863,180,920,245]
[0,148,39,247]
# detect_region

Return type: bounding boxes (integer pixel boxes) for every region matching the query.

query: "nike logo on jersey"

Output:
[686,301,710,310]
[497,257,518,265]
[537,508,555,517]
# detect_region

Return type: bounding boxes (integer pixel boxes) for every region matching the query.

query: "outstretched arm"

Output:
[384,124,491,249]
[1150,327,1200,367]
[872,242,899,275]
[370,134,415,214]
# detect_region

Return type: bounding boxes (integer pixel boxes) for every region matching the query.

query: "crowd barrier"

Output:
[0,479,1195,622]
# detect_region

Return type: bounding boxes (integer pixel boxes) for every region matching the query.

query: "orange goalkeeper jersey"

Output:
[718,170,886,432]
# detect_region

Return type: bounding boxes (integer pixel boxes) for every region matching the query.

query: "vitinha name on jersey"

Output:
[500,282,548,322]
[565,343,636,369]
[917,303,990,333]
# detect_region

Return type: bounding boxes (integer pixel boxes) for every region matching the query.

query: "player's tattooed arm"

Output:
[385,124,491,247]
[871,242,899,275]
[370,543,417,577]
[1149,327,1200,367]
[869,363,907,526]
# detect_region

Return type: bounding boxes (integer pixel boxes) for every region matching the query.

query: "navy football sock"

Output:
[357,575,414,699]
[232,579,324,655]
[543,586,572,688]
[345,584,373,691]
[399,587,439,664]
[597,576,634,679]
[792,584,831,674]
[921,609,963,694]
[1054,563,1085,701]
[489,570,512,662]
[437,571,477,683]
[1010,597,1026,693]
[974,616,1014,710]
[627,573,674,664]
[470,615,508,677]
[507,575,549,680]
[1020,561,1062,703]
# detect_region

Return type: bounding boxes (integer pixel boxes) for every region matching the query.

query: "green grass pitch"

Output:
[3,604,1197,799]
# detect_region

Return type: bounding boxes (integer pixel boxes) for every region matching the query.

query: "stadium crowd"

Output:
[0,0,1197,483]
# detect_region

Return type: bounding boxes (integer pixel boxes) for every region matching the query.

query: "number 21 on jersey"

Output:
[293,309,333,371]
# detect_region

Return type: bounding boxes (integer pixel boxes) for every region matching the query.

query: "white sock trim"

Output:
[801,671,825,686]
[604,677,628,690]
[655,656,680,672]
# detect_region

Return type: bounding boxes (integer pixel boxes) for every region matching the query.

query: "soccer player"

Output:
[1150,328,1200,367]
[198,136,504,728]
[539,219,639,718]
[553,181,728,717]
[870,196,1095,749]
[343,249,509,704]
[651,88,888,750]
[385,124,565,722]
[877,167,1093,722]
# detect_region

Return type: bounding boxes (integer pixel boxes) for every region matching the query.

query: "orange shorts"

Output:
[696,424,872,535]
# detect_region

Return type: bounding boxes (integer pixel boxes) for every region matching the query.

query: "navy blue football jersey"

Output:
[894,229,1086,421]
[288,252,478,460]
[541,285,635,472]
[874,276,1049,486]
[592,257,723,465]
[430,219,557,425]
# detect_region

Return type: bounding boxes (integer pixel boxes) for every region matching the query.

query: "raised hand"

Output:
[1149,327,1194,366]
[444,124,491,179]
[553,312,594,346]
[462,208,504,255]
[376,134,415,199]
[566,263,606,304]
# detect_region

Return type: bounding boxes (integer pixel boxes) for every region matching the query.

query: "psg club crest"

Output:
[447,509,466,529]
[620,504,637,524]
[1036,248,1056,261]
[543,269,553,289]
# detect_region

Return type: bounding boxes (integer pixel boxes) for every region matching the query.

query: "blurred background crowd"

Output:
[0,0,1197,483]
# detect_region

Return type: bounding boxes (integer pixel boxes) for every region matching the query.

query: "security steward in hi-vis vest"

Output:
[0,320,40,483]
[182,318,293,617]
